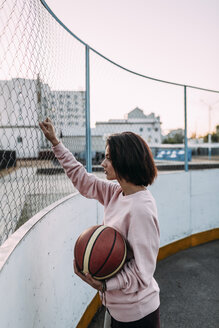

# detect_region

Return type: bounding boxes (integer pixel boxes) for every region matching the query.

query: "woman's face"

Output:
[101,145,117,180]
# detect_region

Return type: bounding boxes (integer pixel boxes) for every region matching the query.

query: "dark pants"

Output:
[111,307,160,328]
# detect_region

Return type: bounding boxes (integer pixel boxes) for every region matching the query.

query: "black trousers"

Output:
[111,307,160,328]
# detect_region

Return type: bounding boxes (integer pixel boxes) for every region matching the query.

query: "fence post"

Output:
[184,86,188,172]
[85,45,92,172]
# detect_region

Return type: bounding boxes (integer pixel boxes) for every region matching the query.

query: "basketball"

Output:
[74,225,127,280]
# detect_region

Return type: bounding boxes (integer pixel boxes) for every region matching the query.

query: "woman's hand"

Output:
[39,117,60,146]
[73,260,104,292]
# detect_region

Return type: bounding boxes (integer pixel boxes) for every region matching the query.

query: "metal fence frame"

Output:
[40,0,219,173]
[1,0,219,245]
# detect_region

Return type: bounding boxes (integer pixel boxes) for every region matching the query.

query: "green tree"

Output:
[162,133,184,144]
[203,133,219,143]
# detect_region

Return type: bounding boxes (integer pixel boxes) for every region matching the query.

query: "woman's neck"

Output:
[119,180,146,196]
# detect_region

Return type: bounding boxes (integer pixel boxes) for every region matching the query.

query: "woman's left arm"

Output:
[106,204,160,293]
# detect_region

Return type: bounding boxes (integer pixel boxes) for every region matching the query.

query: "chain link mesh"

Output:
[0,0,86,245]
[1,0,219,245]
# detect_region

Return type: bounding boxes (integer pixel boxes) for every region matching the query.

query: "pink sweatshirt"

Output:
[52,142,160,322]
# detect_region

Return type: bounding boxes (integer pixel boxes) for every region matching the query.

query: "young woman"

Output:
[39,118,160,328]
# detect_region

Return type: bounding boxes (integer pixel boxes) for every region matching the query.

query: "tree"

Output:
[190,132,197,139]
[162,133,184,144]
[203,133,219,143]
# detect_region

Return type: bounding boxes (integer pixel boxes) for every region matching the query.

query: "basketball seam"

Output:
[94,238,127,280]
[87,227,109,274]
[80,225,101,272]
[83,226,107,274]
[92,230,117,276]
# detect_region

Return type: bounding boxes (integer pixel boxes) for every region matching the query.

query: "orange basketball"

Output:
[74,225,127,280]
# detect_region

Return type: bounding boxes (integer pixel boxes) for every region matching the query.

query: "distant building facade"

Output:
[0,79,161,160]
[94,107,162,145]
[48,90,85,132]
[0,77,85,158]
[0,78,44,158]
[63,107,162,156]
[165,128,184,139]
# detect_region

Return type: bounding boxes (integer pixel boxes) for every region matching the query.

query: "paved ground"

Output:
[88,240,219,328]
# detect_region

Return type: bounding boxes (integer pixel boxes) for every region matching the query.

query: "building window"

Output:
[147,127,151,132]
[17,136,23,143]
[139,127,143,132]
[154,127,158,132]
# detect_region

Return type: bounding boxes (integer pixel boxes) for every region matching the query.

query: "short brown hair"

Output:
[106,132,157,186]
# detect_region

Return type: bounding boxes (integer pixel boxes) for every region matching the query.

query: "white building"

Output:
[0,78,45,158]
[0,78,85,158]
[94,107,162,145]
[63,107,162,157]
[0,80,161,159]
[166,128,184,139]
[48,90,85,133]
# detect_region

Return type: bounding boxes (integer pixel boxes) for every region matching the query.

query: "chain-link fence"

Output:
[0,0,87,244]
[1,0,219,245]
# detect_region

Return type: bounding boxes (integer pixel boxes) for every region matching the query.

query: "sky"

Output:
[2,0,219,136]
[45,0,219,88]
[45,0,219,136]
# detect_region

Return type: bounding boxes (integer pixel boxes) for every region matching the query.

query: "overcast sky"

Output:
[45,0,219,136]
[46,0,219,89]
[14,0,219,135]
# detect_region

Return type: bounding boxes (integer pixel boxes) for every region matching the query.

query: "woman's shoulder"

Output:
[129,190,157,217]
[130,188,155,203]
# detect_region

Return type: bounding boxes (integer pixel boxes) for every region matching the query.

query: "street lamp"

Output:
[200,99,219,160]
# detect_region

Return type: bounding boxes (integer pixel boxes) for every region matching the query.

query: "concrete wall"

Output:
[149,169,219,246]
[0,194,103,328]
[0,169,218,328]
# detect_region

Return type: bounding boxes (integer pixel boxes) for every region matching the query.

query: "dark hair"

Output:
[106,132,157,186]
